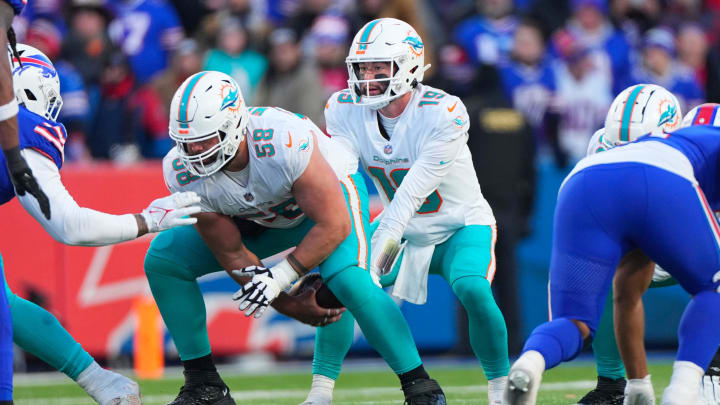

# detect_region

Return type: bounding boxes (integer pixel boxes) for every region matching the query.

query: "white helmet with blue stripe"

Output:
[346,18,430,109]
[9,43,63,121]
[168,70,249,177]
[603,83,681,149]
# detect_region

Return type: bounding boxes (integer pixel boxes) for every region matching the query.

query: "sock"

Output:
[677,291,720,370]
[312,311,355,379]
[522,317,584,369]
[145,253,212,360]
[664,361,703,404]
[326,266,421,374]
[182,354,216,372]
[7,292,93,380]
[398,365,430,387]
[592,290,626,380]
[0,272,10,402]
[452,276,510,380]
[488,376,507,403]
[305,374,335,402]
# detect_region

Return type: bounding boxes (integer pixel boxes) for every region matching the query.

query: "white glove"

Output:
[624,375,655,405]
[231,259,299,318]
[702,375,720,405]
[370,231,405,278]
[141,191,201,233]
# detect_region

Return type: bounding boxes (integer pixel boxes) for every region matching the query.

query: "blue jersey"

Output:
[453,15,518,65]
[0,106,66,205]
[3,0,26,15]
[635,126,720,210]
[499,59,556,129]
[109,0,183,83]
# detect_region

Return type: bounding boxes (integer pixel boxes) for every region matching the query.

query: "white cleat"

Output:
[77,362,142,405]
[702,375,720,405]
[504,351,545,405]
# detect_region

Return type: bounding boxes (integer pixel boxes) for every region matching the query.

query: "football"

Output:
[288,273,344,309]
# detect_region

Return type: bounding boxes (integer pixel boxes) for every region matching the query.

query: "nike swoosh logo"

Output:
[285,132,292,148]
[447,101,458,112]
[223,388,228,396]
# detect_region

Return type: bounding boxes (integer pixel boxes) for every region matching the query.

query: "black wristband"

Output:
[287,253,309,275]
[4,146,24,166]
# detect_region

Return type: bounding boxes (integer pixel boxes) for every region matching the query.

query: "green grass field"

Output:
[12,358,676,404]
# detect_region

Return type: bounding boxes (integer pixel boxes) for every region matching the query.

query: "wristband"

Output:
[0,99,18,121]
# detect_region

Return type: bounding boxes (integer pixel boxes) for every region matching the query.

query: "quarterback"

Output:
[144,70,446,405]
[3,44,201,404]
[505,91,720,404]
[302,18,509,405]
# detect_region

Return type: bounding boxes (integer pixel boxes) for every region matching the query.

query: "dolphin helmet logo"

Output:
[402,35,424,56]
[657,101,678,128]
[219,83,239,112]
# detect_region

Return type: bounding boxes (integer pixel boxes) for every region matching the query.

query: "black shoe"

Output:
[577,376,626,405]
[402,378,446,405]
[707,348,720,376]
[166,370,236,405]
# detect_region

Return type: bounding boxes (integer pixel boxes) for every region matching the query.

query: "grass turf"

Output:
[14,360,674,404]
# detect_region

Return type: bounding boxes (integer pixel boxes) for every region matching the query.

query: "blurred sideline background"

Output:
[3,0,707,372]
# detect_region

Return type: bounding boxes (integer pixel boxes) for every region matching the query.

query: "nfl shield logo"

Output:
[384,144,393,155]
[244,193,254,202]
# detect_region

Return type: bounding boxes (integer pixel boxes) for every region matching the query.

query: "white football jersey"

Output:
[164,107,357,229]
[325,84,495,246]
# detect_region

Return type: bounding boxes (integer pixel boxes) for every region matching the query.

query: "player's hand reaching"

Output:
[5,146,51,219]
[141,191,202,233]
[232,260,299,318]
[278,278,344,326]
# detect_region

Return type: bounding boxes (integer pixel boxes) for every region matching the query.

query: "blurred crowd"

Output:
[9,0,720,165]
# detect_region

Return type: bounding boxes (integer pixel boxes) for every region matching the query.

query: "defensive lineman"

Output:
[5,44,201,404]
[504,98,720,405]
[144,70,446,405]
[302,18,509,405]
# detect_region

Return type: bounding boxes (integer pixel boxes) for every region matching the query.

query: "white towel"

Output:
[391,242,436,305]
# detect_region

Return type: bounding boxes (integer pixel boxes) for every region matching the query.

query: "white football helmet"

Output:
[168,71,249,177]
[346,18,430,109]
[680,103,720,128]
[9,43,63,121]
[603,84,681,149]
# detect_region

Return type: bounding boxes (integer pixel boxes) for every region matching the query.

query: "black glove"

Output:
[5,147,51,219]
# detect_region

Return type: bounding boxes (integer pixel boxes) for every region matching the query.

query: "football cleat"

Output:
[166,370,235,405]
[504,351,545,405]
[702,350,720,405]
[576,376,626,405]
[402,378,446,405]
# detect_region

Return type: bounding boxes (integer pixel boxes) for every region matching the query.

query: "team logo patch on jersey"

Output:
[299,138,310,151]
[657,100,679,129]
[244,192,254,202]
[453,116,466,129]
[384,144,393,155]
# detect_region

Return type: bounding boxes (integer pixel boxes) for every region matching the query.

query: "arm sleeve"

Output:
[376,130,468,242]
[17,149,139,246]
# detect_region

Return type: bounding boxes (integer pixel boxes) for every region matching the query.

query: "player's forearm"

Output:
[18,150,140,245]
[290,219,350,274]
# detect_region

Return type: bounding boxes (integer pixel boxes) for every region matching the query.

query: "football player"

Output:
[578,84,682,404]
[0,1,49,402]
[504,92,720,404]
[5,43,201,405]
[302,18,510,405]
[143,70,446,405]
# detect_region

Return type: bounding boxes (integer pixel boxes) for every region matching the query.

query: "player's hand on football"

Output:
[5,147,51,219]
[274,279,344,327]
[141,191,202,233]
[231,262,300,318]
